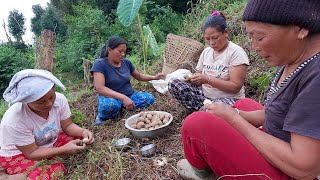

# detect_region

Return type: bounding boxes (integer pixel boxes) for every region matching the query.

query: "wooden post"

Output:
[83,59,92,86]
[35,30,55,72]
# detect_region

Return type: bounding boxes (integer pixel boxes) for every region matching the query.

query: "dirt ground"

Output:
[65,82,189,180]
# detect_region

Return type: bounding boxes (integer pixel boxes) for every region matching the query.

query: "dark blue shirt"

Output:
[91,58,135,97]
[264,53,320,142]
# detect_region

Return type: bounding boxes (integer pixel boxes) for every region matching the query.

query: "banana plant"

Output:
[117,0,159,73]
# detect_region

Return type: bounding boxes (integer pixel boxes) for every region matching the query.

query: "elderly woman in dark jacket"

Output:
[177,0,320,179]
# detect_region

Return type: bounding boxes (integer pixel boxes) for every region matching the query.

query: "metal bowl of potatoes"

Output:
[125,111,173,139]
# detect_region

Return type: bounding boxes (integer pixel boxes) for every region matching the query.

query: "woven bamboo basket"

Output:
[162,33,204,74]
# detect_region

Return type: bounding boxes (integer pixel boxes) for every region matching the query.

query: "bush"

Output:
[0,44,35,95]
[179,0,244,41]
[71,109,86,127]
[0,100,8,121]
[55,4,109,77]
[150,6,184,43]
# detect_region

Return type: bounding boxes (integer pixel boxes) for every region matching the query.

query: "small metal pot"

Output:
[112,138,131,150]
[140,143,156,157]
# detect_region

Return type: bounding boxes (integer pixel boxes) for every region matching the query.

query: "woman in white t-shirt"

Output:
[169,10,249,111]
[0,69,94,179]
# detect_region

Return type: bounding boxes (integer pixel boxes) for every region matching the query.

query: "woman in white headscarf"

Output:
[0,69,94,179]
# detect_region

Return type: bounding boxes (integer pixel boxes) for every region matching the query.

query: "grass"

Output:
[0,100,8,122]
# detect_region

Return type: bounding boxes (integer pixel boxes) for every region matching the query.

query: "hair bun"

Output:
[211,10,226,20]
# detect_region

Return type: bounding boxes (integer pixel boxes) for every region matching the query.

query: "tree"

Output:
[0,44,34,95]
[154,0,198,13]
[40,5,67,37]
[55,4,109,75]
[7,10,26,43]
[50,0,118,16]
[31,4,45,37]
[50,0,78,15]
[1,19,12,44]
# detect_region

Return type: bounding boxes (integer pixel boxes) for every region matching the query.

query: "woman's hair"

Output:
[100,36,128,58]
[201,10,228,33]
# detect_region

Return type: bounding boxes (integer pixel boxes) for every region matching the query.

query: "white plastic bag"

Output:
[149,69,191,94]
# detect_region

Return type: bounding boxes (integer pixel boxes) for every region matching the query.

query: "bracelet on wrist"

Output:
[234,108,240,115]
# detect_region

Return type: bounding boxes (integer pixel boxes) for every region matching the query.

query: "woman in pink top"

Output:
[0,69,94,179]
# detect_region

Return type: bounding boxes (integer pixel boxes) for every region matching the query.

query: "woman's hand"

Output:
[190,73,209,86]
[123,96,135,110]
[62,139,86,155]
[155,73,165,80]
[82,129,94,144]
[205,102,238,122]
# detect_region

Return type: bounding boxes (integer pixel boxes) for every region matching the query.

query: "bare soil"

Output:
[66,82,189,180]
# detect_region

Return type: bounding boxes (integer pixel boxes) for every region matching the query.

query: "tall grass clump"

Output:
[179,0,244,41]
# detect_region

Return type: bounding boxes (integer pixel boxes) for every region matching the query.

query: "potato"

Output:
[149,121,158,127]
[163,118,169,124]
[137,117,145,122]
[145,119,151,124]
[149,127,155,130]
[139,111,146,117]
[184,73,193,81]
[137,121,145,129]
[147,114,153,119]
[159,114,165,120]
[142,113,147,118]
[152,116,160,122]
[203,99,212,106]
[163,117,169,123]
[151,117,156,122]
[82,138,89,143]
[154,125,160,129]
[131,123,138,129]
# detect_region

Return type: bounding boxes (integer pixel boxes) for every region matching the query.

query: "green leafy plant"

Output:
[55,4,108,76]
[117,0,158,73]
[0,100,8,122]
[249,67,276,102]
[71,109,86,127]
[0,44,34,95]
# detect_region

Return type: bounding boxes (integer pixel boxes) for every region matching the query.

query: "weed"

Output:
[71,109,86,127]
[0,100,8,122]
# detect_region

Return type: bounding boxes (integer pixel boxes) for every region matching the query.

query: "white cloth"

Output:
[196,41,250,99]
[3,69,65,104]
[0,93,71,157]
[150,69,191,93]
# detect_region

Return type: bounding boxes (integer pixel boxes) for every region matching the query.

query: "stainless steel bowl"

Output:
[140,143,156,157]
[125,111,173,139]
[112,138,131,150]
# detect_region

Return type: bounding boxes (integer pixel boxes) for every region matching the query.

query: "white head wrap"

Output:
[3,69,66,104]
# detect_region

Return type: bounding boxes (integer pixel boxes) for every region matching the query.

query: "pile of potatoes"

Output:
[131,111,171,130]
